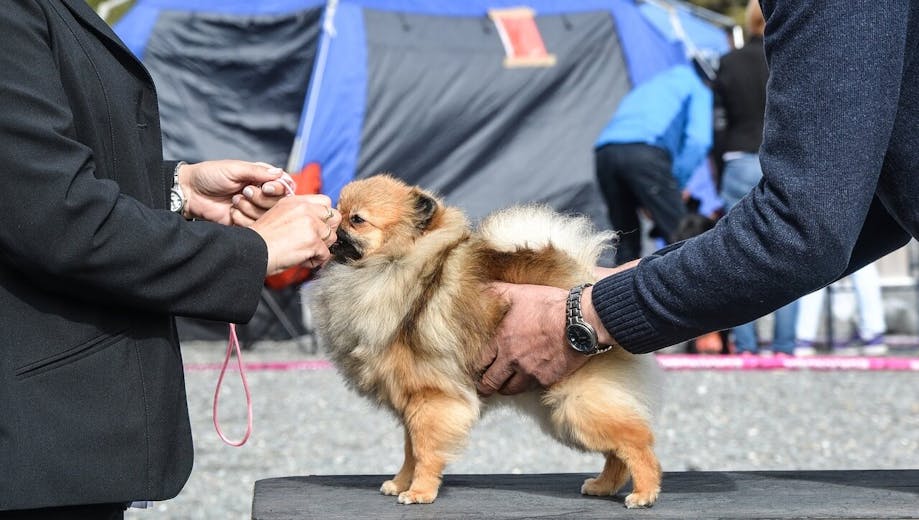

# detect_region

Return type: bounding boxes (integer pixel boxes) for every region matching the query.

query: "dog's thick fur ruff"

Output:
[311,175,662,508]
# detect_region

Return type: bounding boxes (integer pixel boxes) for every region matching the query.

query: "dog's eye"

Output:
[350,214,365,225]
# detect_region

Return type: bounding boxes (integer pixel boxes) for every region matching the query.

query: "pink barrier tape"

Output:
[185,355,919,373]
[186,360,335,372]
[656,354,919,371]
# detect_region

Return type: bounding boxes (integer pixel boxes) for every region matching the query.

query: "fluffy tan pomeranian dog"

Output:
[310,175,662,509]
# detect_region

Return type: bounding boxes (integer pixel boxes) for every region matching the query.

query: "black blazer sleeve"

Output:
[0,0,266,323]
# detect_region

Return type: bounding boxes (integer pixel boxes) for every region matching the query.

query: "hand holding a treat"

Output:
[227,167,341,275]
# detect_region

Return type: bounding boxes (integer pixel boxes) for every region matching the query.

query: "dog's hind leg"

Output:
[616,440,661,509]
[581,452,630,497]
[579,419,661,508]
[396,390,477,505]
[380,427,415,496]
[549,391,661,508]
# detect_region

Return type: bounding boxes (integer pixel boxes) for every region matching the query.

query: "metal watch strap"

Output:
[567,283,613,355]
[566,283,591,328]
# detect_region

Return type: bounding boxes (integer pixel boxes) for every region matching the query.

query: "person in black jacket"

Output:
[477,0,919,395]
[0,2,340,517]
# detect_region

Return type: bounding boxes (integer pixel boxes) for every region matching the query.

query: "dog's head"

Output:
[330,174,442,263]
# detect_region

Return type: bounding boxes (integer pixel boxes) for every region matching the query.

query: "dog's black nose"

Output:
[329,232,362,262]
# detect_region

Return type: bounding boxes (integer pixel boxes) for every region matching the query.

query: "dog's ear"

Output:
[411,189,439,230]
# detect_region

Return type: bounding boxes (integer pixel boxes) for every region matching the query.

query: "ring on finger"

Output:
[321,206,334,222]
[322,223,333,241]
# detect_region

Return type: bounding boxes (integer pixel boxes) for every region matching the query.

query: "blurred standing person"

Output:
[594,63,713,264]
[0,2,340,518]
[669,197,727,354]
[714,0,798,355]
[795,262,889,356]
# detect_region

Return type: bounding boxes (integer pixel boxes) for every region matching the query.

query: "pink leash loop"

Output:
[213,323,253,446]
[212,172,297,447]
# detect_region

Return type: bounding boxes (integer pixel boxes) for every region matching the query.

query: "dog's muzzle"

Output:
[329,230,363,263]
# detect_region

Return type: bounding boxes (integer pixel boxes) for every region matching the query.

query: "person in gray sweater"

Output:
[476,0,918,396]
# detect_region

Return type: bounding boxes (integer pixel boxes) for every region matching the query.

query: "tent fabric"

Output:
[290,1,687,211]
[141,8,321,168]
[353,9,629,224]
[638,1,731,60]
[116,0,727,219]
[113,0,731,339]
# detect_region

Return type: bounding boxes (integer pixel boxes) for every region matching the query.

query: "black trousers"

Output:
[595,142,686,264]
[0,503,127,520]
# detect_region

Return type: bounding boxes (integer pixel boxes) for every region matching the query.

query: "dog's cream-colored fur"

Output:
[311,175,663,508]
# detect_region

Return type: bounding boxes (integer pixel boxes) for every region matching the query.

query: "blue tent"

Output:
[116,0,730,223]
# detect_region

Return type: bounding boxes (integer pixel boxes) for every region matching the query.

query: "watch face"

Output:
[567,323,597,353]
[170,188,183,213]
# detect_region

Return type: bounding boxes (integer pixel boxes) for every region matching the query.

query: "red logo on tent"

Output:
[287,162,323,196]
[489,7,557,68]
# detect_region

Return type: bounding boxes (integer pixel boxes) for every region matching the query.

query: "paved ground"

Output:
[126,340,919,520]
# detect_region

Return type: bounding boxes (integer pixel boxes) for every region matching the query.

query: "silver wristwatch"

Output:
[170,161,187,215]
[565,283,612,356]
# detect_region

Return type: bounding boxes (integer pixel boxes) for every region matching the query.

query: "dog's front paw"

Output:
[624,489,659,509]
[397,489,438,505]
[380,479,409,496]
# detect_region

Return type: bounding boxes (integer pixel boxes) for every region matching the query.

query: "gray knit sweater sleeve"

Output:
[594,196,910,354]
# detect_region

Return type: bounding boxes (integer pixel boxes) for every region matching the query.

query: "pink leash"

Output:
[213,323,253,446]
[213,173,297,446]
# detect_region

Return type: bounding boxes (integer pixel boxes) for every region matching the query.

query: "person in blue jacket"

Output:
[594,63,713,263]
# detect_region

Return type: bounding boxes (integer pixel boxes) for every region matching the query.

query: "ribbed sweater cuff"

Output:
[592,267,663,354]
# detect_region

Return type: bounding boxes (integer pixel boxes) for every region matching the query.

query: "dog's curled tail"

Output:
[477,204,618,269]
